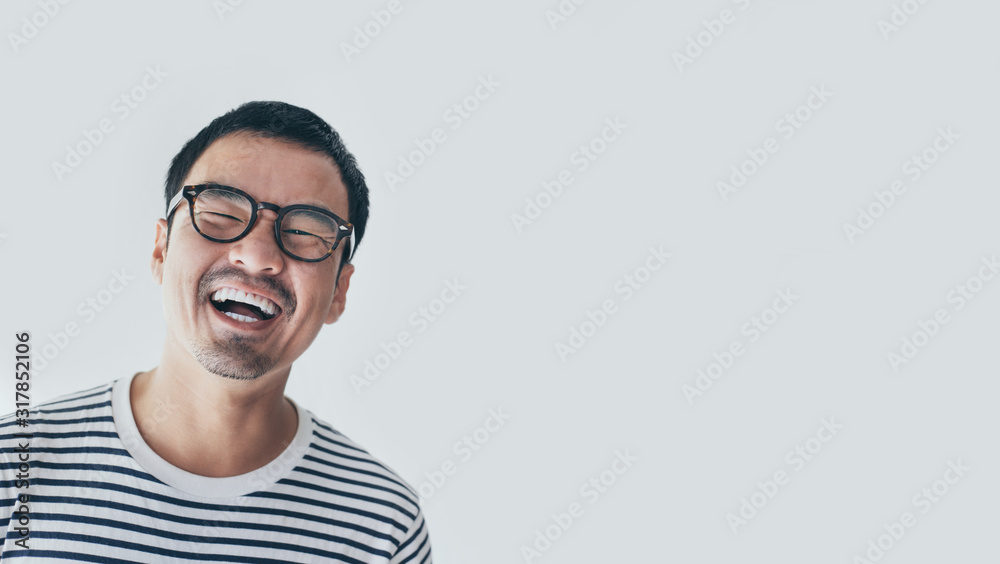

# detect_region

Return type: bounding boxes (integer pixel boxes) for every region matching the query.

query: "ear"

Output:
[151,218,168,285]
[325,261,355,324]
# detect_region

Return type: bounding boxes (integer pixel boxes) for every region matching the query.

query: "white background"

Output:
[2,0,999,562]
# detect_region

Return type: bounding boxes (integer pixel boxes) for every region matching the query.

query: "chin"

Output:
[191,339,276,381]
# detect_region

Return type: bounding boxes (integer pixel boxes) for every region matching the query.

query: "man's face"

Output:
[151,132,355,381]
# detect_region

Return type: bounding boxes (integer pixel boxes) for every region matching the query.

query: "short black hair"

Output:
[164,101,370,266]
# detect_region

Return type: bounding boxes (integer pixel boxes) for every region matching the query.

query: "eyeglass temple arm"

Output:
[165,188,189,218]
[342,224,356,262]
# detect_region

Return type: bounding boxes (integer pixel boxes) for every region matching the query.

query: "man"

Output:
[1,101,433,562]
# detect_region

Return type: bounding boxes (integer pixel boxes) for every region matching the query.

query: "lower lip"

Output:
[208,301,279,331]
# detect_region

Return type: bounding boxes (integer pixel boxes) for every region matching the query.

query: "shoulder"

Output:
[1,381,116,437]
[1,381,120,500]
[290,411,432,560]
[297,411,420,508]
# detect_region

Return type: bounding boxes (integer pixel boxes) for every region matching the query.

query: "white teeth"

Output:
[251,294,274,315]
[210,286,279,316]
[224,311,259,323]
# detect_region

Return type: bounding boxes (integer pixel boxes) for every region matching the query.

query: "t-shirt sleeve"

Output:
[389,506,433,564]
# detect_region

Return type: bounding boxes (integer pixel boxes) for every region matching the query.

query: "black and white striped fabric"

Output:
[1,375,432,563]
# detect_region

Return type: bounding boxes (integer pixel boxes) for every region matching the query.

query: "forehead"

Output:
[184,132,349,213]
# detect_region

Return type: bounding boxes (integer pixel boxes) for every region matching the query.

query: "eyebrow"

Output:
[201,180,338,214]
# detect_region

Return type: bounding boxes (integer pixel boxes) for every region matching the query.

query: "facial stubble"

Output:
[191,333,275,381]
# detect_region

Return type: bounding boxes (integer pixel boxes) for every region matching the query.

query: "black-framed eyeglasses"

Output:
[166,184,354,263]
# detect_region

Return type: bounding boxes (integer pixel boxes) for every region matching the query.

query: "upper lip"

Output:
[209,284,283,315]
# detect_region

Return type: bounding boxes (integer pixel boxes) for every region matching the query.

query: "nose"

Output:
[227,210,285,274]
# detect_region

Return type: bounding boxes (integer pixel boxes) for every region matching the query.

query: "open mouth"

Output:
[209,287,281,323]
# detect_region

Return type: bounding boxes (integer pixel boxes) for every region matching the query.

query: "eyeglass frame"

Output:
[166,183,355,263]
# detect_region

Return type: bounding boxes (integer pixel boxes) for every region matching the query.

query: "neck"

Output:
[130,340,298,477]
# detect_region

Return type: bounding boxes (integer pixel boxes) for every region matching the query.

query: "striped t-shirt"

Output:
[1,374,432,563]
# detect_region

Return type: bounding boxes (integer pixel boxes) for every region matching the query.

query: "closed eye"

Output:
[199,211,245,223]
